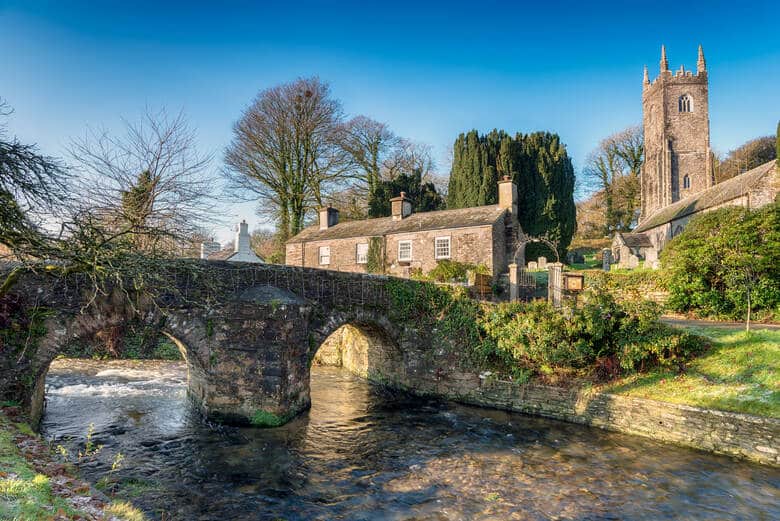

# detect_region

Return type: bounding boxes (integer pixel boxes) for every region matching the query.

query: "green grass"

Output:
[603,326,780,417]
[0,417,81,520]
[0,414,148,520]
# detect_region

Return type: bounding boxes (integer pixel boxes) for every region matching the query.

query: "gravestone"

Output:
[527,261,538,270]
[602,249,612,271]
[537,257,547,270]
[627,254,640,269]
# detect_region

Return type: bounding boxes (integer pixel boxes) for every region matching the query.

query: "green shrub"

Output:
[386,278,706,380]
[661,203,780,319]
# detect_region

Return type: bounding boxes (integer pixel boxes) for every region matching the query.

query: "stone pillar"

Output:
[508,263,519,302]
[602,249,612,271]
[548,262,564,308]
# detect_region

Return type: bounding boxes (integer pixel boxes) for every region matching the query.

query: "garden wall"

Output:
[403,371,779,466]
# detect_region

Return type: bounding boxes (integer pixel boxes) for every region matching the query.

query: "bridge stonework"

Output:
[1,261,428,428]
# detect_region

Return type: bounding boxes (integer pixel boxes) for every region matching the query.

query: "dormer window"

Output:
[683,175,690,189]
[678,94,692,113]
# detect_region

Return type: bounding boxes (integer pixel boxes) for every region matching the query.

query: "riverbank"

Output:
[0,406,146,521]
[399,324,780,465]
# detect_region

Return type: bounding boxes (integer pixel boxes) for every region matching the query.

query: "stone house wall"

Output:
[286,224,504,279]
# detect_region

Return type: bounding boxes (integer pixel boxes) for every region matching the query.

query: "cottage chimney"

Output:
[234,220,253,254]
[318,206,339,230]
[390,192,412,221]
[497,176,517,215]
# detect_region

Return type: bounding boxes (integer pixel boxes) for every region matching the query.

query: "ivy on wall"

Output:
[366,237,384,274]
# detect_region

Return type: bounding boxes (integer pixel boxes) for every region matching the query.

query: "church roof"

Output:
[635,160,777,233]
[615,232,653,248]
[287,205,507,244]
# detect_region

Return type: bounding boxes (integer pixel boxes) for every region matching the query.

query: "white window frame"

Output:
[434,236,451,260]
[356,243,368,264]
[397,240,412,262]
[318,245,331,265]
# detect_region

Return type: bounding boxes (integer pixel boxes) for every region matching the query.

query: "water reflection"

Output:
[43,359,779,520]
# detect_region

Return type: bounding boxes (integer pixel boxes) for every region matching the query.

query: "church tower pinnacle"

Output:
[697,44,706,73]
[643,65,649,86]
[660,45,669,72]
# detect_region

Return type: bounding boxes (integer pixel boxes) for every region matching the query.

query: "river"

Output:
[41,359,779,520]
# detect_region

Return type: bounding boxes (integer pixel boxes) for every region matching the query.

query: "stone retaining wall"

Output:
[402,371,779,466]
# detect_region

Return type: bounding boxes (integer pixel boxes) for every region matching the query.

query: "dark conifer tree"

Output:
[447,129,576,256]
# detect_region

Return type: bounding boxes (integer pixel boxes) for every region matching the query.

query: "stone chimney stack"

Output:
[390,192,413,221]
[318,206,339,230]
[234,220,253,254]
[497,176,518,215]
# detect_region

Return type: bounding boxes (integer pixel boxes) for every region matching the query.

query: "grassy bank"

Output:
[0,408,147,520]
[602,326,780,418]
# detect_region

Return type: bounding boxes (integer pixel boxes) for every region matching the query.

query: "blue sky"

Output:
[2,1,779,242]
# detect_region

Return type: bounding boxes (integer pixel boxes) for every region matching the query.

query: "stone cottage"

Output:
[285,177,522,280]
[202,220,265,263]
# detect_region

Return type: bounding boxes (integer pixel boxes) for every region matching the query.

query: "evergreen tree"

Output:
[368,169,444,217]
[447,130,576,255]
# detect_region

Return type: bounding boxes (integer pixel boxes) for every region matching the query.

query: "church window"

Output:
[678,94,692,113]
[683,175,690,189]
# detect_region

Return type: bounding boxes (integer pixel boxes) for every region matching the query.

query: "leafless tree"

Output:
[338,115,400,195]
[68,108,219,253]
[582,125,643,234]
[382,139,436,182]
[715,135,776,183]
[224,77,352,241]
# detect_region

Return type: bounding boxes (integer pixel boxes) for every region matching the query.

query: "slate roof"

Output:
[635,160,777,233]
[287,205,507,244]
[207,249,238,261]
[616,232,653,248]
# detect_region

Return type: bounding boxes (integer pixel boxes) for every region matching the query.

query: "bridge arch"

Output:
[26,304,211,429]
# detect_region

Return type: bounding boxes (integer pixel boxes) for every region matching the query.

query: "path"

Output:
[661,316,780,331]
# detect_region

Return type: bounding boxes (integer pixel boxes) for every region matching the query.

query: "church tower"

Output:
[640,45,714,221]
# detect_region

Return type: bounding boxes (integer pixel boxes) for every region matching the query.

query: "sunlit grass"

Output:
[105,500,149,521]
[0,420,77,520]
[603,326,780,417]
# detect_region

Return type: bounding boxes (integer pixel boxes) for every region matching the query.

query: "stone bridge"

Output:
[2,261,451,428]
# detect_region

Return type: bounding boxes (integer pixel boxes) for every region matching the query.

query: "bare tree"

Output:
[338,116,399,196]
[69,108,219,253]
[582,125,643,234]
[382,139,436,182]
[224,77,351,241]
[715,135,776,183]
[0,98,69,262]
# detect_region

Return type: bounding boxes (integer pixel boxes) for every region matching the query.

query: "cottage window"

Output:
[678,94,692,113]
[356,243,368,264]
[683,175,690,189]
[318,246,330,265]
[398,240,412,262]
[434,236,451,259]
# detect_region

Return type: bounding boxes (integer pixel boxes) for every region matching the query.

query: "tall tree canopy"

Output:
[447,129,577,255]
[224,77,350,241]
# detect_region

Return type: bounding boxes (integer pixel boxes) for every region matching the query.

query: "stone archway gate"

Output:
[1,261,440,428]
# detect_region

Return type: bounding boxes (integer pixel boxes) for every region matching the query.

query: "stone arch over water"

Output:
[3,262,441,429]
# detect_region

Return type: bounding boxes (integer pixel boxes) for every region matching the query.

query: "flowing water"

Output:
[42,359,779,520]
